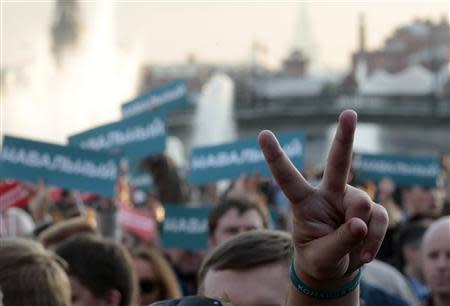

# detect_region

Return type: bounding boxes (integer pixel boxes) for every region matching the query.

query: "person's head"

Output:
[198,230,293,306]
[402,185,442,218]
[395,223,428,278]
[55,234,136,306]
[0,237,71,306]
[38,216,98,249]
[208,196,269,247]
[132,246,182,306]
[421,216,450,302]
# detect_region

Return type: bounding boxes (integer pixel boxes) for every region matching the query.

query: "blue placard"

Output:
[0,136,119,196]
[121,80,188,118]
[188,131,305,185]
[128,171,153,190]
[126,160,153,190]
[352,153,440,187]
[162,205,210,250]
[68,112,166,162]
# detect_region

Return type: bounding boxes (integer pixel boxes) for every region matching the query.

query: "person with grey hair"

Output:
[421,216,450,306]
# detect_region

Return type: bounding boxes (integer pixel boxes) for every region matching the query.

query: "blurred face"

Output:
[422,221,450,296]
[133,257,162,306]
[70,276,107,306]
[404,186,442,217]
[378,177,395,197]
[202,261,288,306]
[210,208,264,247]
[404,244,424,279]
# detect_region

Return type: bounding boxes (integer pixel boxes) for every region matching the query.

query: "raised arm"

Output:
[259,110,388,306]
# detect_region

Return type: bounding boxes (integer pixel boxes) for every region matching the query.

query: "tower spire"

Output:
[292,3,316,63]
[358,13,366,54]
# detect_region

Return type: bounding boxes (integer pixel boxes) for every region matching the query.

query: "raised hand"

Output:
[259,110,388,287]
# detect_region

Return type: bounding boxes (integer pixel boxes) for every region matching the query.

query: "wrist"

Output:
[292,250,358,288]
[295,264,359,289]
[290,256,361,299]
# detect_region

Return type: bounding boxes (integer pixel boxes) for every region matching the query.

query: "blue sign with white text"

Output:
[68,112,166,162]
[126,160,153,190]
[188,131,305,185]
[162,205,210,250]
[0,136,120,196]
[121,80,188,118]
[352,153,440,187]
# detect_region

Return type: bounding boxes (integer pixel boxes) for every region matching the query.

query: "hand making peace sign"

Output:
[259,110,389,289]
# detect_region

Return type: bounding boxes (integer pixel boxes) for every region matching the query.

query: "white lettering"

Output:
[356,159,439,178]
[0,146,118,180]
[164,217,207,234]
[191,138,303,170]
[123,84,187,118]
[78,118,165,151]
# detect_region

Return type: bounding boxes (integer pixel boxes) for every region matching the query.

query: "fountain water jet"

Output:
[2,0,140,144]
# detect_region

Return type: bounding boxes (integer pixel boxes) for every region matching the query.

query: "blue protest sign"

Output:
[68,112,166,161]
[0,136,119,196]
[162,205,210,250]
[126,160,153,191]
[121,80,188,118]
[352,153,440,187]
[128,171,153,190]
[188,131,305,185]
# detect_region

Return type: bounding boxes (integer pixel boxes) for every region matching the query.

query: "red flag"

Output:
[0,181,30,212]
[117,204,156,242]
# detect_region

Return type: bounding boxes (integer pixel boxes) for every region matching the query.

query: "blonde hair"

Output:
[38,216,97,248]
[132,246,182,300]
[0,238,71,306]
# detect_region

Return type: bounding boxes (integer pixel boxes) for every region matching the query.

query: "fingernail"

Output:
[361,251,373,263]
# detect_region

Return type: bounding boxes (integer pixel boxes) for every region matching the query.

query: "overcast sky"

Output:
[2,0,449,71]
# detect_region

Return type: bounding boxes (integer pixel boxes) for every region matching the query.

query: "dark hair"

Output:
[407,212,438,225]
[198,230,292,293]
[394,223,428,272]
[208,196,269,236]
[0,238,71,306]
[55,234,136,306]
[144,154,190,204]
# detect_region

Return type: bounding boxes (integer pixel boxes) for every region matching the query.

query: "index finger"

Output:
[258,130,313,203]
[322,110,357,194]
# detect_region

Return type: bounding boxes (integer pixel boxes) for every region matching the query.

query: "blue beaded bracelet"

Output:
[290,257,362,299]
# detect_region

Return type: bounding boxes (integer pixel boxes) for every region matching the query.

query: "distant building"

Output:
[138,62,212,96]
[281,49,309,77]
[343,14,450,96]
[356,15,449,75]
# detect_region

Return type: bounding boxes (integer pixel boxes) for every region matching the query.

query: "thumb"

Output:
[308,218,367,276]
[328,218,367,258]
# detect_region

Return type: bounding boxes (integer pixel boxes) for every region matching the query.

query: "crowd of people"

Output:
[1,110,449,306]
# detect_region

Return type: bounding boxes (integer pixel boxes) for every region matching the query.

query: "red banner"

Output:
[117,205,156,242]
[0,181,30,212]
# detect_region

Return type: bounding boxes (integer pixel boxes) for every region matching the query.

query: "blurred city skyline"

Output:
[2,0,448,71]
